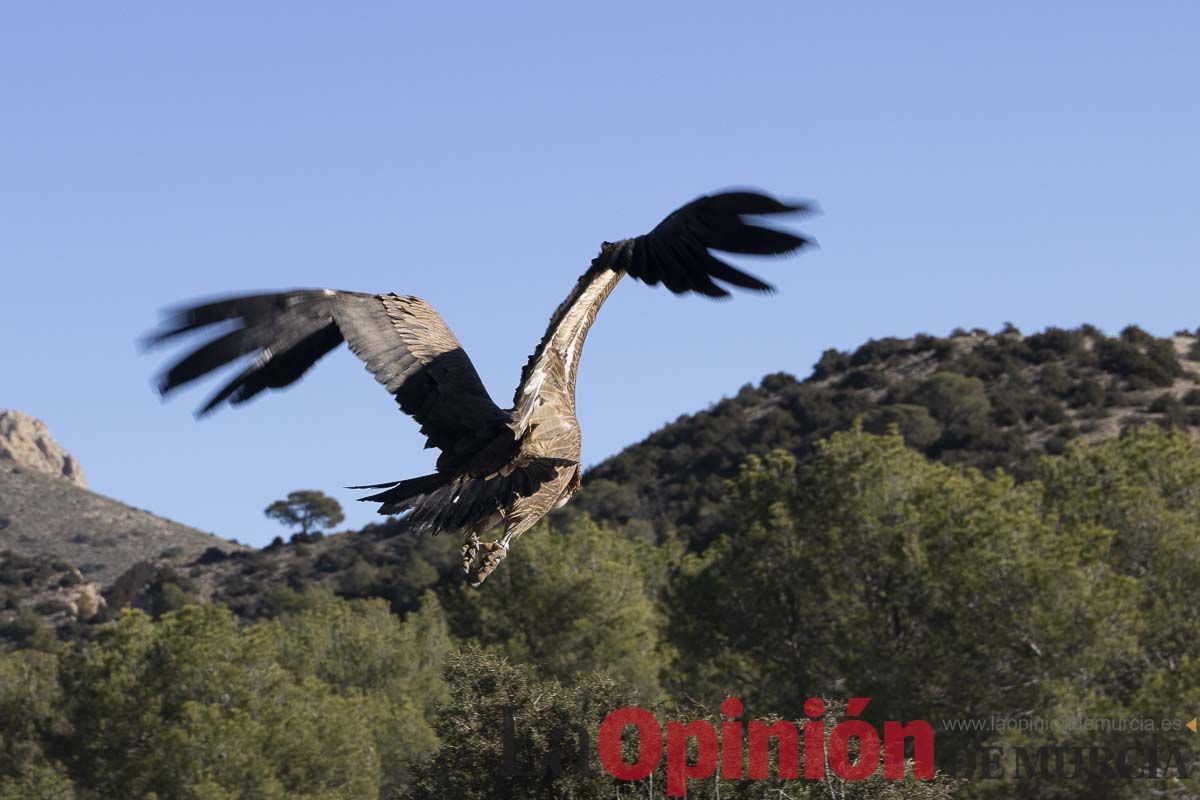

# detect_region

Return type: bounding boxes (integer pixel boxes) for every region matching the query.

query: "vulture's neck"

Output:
[512,265,625,429]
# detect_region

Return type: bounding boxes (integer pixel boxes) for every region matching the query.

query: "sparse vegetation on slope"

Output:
[575,324,1200,549]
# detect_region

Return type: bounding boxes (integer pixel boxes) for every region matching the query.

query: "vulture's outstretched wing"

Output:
[147,290,512,473]
[511,189,812,434]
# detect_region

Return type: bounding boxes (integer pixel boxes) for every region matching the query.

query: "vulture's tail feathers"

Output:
[363,457,575,534]
[351,472,448,503]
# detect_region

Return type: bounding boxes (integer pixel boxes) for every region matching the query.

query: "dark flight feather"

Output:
[149,289,513,473]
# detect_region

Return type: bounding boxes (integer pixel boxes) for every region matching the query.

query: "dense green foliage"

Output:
[443,514,668,700]
[1,592,449,800]
[411,651,960,800]
[3,422,1198,798]
[667,425,1200,798]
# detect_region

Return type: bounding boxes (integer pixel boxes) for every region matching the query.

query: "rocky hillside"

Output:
[0,417,247,646]
[0,464,246,586]
[101,517,462,623]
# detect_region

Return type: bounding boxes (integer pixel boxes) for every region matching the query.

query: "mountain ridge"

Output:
[573,324,1200,547]
[4,322,1200,645]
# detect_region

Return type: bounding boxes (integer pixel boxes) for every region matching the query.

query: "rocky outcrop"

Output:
[0,410,87,488]
[71,581,107,621]
[0,460,247,586]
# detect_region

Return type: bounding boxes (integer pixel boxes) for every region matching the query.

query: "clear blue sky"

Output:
[3,2,1198,546]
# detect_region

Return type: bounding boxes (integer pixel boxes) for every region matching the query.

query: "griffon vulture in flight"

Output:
[148,191,814,584]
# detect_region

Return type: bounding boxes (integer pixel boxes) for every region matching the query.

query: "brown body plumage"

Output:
[148,191,813,584]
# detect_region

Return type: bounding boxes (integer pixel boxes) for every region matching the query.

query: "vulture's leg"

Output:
[469,530,518,587]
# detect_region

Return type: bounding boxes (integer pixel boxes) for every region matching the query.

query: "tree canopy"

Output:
[264,490,345,537]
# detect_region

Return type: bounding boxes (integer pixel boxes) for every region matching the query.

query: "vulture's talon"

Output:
[470,541,508,587]
[460,531,481,573]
